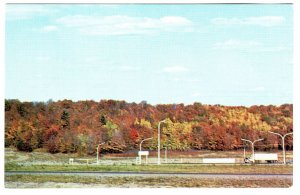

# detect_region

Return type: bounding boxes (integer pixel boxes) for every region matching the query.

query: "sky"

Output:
[5,4,293,106]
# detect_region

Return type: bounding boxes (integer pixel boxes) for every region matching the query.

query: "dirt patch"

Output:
[5,182,111,188]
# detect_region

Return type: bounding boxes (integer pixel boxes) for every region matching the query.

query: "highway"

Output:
[5,171,292,179]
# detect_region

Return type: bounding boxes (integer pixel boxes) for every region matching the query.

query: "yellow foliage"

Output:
[208,108,273,131]
[134,118,152,128]
[161,118,192,150]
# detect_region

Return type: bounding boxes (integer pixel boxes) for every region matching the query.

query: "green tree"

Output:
[61,109,70,129]
[100,114,107,126]
[15,121,34,152]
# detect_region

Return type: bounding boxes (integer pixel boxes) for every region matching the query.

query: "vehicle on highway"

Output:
[286,159,293,164]
[244,153,278,164]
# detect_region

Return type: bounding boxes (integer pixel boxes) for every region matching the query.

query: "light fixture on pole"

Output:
[157,119,166,165]
[140,137,153,151]
[269,131,293,164]
[96,142,105,165]
[241,138,264,163]
[139,137,153,164]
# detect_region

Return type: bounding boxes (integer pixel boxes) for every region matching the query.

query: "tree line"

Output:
[5,99,293,155]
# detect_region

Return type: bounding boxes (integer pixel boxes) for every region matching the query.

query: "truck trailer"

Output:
[245,153,278,163]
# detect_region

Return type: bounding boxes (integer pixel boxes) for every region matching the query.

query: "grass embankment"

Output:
[5,163,293,174]
[5,148,293,188]
[5,174,292,188]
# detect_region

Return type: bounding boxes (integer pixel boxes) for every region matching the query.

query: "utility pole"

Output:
[157,119,166,165]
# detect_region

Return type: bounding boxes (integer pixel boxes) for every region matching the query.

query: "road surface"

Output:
[5,171,292,179]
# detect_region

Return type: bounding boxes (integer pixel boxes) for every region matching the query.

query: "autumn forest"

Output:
[4,99,293,155]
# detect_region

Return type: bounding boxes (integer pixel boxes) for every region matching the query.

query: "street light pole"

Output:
[139,137,153,165]
[241,138,264,163]
[157,119,166,165]
[140,137,153,151]
[96,142,105,165]
[269,131,293,164]
[243,145,246,161]
[165,146,167,163]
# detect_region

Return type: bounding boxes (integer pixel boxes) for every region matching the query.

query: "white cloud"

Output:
[56,15,193,35]
[41,25,58,32]
[213,40,261,50]
[211,16,285,27]
[160,16,192,26]
[6,5,57,20]
[162,66,189,73]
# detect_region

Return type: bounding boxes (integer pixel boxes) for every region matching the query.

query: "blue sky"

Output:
[5,4,293,106]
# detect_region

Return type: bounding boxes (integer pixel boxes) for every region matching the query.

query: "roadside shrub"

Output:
[16,140,33,152]
[46,137,60,153]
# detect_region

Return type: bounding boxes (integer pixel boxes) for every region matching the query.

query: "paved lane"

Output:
[5,171,292,179]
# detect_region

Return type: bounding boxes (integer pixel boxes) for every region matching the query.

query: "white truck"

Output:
[245,153,278,163]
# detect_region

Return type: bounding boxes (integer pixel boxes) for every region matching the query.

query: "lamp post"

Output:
[140,137,153,151]
[269,131,293,164]
[139,137,152,164]
[164,143,171,163]
[241,138,264,163]
[165,146,167,163]
[96,142,105,165]
[243,145,246,161]
[157,119,166,165]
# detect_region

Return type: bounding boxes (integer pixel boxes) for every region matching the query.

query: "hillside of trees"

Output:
[5,99,293,155]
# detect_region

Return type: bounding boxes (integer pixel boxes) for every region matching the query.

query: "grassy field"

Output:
[5,163,293,174]
[5,147,293,188]
[5,147,293,165]
[5,174,292,188]
[5,147,293,174]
